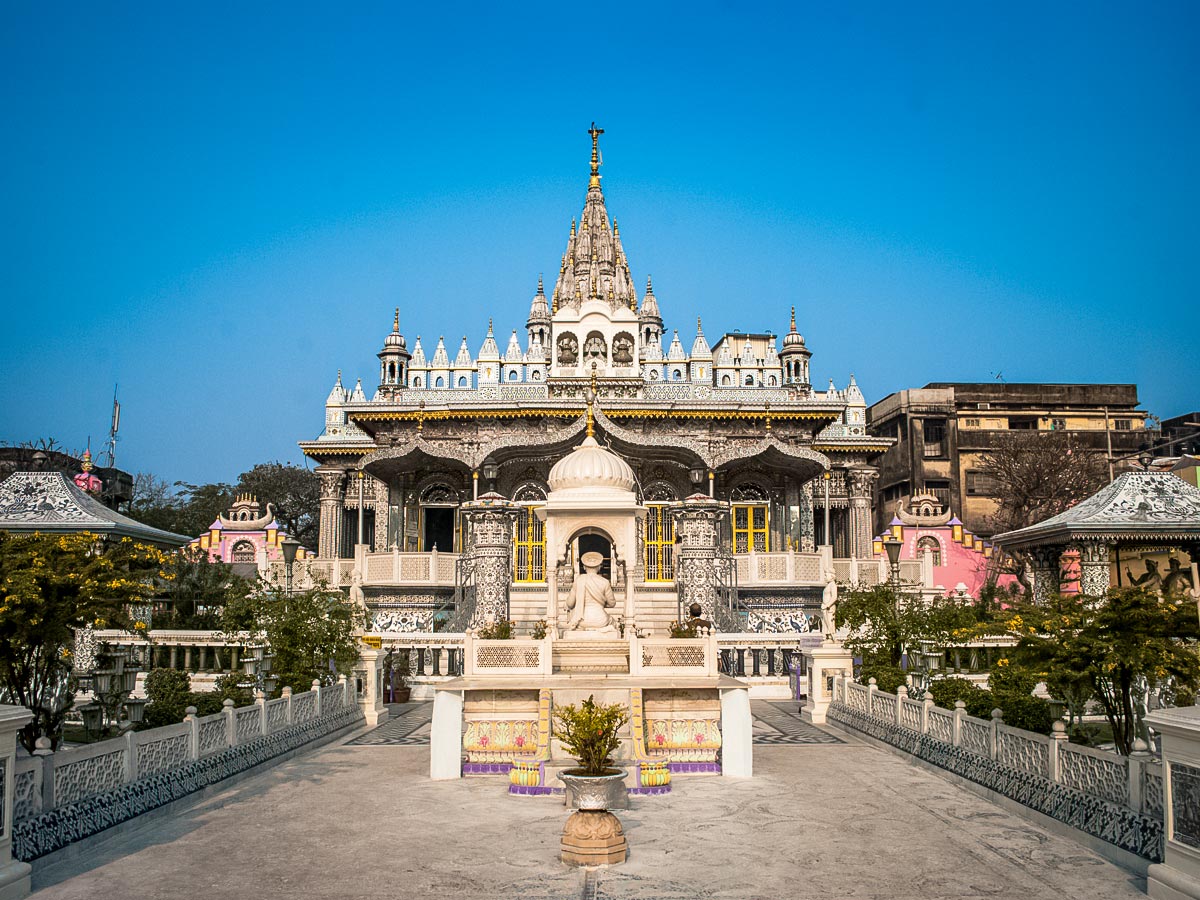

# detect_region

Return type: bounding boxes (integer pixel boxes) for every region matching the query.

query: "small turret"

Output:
[452,336,474,389]
[350,378,367,403]
[780,306,812,392]
[503,330,525,382]
[639,275,664,348]
[378,308,411,390]
[689,317,712,383]
[408,337,428,388]
[526,275,551,347]
[476,320,501,384]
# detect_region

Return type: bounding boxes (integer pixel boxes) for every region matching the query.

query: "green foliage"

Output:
[858,658,906,693]
[928,677,989,715]
[221,583,366,694]
[529,620,548,640]
[0,532,165,751]
[554,695,628,776]
[476,619,515,640]
[1012,587,1200,754]
[142,667,192,727]
[154,547,254,629]
[836,583,978,668]
[928,668,1054,732]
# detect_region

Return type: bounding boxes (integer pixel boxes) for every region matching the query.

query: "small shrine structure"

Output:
[188,494,311,575]
[992,470,1200,601]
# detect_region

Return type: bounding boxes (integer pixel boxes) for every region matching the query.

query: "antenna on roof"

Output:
[100,385,120,468]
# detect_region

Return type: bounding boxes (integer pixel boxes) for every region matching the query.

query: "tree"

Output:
[978,431,1110,537]
[235,463,320,549]
[1013,588,1200,755]
[836,584,977,684]
[126,473,179,532]
[0,532,165,751]
[221,582,365,694]
[155,547,255,629]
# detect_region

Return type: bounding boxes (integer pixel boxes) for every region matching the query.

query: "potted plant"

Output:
[386,649,411,703]
[555,695,629,810]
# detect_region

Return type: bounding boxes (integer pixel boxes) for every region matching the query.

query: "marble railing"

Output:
[11,679,361,861]
[828,675,1164,862]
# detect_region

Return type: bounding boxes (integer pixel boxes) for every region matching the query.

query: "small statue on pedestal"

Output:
[564,551,620,636]
[820,560,839,642]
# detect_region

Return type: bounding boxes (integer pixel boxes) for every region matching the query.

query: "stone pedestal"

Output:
[356,645,389,727]
[561,810,628,866]
[0,706,33,900]
[430,689,464,780]
[801,642,854,725]
[719,685,753,777]
[1146,705,1200,900]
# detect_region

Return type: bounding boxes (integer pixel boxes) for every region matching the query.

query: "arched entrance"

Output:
[576,532,613,579]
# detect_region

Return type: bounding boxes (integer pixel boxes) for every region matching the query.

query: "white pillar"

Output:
[357,646,389,727]
[719,686,753,778]
[430,689,464,780]
[802,642,855,725]
[0,705,33,900]
[1146,705,1200,900]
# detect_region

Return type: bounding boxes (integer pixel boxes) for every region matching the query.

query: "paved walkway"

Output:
[31,703,1147,900]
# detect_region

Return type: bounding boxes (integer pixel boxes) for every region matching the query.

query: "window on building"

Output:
[458,376,468,387]
[732,504,769,553]
[1008,416,1038,430]
[744,374,755,386]
[672,368,682,381]
[643,504,675,581]
[923,419,947,458]
[963,417,980,428]
[1114,419,1133,430]
[924,479,951,508]
[435,376,445,388]
[512,505,546,582]
[721,375,731,386]
[916,536,942,567]
[965,470,1003,496]
[1049,417,1066,431]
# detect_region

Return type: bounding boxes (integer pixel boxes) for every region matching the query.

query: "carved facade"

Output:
[299,129,892,625]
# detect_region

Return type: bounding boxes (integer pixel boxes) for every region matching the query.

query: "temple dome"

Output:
[548,436,635,493]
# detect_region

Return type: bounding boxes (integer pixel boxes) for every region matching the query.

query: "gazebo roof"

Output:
[0,471,189,547]
[992,471,1200,549]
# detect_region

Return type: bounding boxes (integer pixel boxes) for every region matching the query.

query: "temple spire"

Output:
[588,122,604,189]
[393,307,400,331]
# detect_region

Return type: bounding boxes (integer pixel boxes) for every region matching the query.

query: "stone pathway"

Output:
[29,704,1148,900]
[345,702,432,745]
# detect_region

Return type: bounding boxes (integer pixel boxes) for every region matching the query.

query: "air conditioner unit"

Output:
[977,402,991,410]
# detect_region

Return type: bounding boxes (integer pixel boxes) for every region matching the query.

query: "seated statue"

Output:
[563,551,620,636]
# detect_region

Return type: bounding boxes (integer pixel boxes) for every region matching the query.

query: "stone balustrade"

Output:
[91,629,256,677]
[829,674,1164,863]
[10,679,361,863]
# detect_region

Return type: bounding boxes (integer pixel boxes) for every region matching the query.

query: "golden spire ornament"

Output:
[588,122,604,189]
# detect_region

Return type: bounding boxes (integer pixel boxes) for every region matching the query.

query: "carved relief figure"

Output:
[563,550,619,635]
[348,570,366,610]
[557,333,579,366]
[1126,559,1162,593]
[1162,557,1195,598]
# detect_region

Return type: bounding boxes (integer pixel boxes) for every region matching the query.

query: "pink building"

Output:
[188,495,311,573]
[872,492,1018,598]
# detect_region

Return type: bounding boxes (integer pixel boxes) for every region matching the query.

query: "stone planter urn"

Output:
[559,768,629,810]
[559,770,629,866]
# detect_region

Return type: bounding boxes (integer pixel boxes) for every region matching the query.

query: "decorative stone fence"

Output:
[716,633,818,697]
[828,675,1164,863]
[10,679,362,863]
[463,636,553,676]
[631,634,717,676]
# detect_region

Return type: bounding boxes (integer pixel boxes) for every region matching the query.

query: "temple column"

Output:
[1078,542,1112,596]
[459,494,519,627]
[672,495,725,622]
[798,482,815,553]
[317,468,347,559]
[847,468,878,560]
[1028,546,1062,604]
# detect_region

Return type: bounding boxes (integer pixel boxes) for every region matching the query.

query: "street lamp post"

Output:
[281,537,302,596]
[882,535,902,584]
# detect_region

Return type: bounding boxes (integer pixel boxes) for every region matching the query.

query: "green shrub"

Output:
[928,676,994,718]
[998,694,1054,734]
[477,619,515,640]
[858,659,906,693]
[554,695,627,776]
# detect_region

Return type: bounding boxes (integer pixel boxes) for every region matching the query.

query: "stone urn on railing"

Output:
[555,695,629,866]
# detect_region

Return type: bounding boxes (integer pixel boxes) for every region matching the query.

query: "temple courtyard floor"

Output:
[31,702,1147,900]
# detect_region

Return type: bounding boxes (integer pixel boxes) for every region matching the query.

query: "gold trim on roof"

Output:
[349,408,839,424]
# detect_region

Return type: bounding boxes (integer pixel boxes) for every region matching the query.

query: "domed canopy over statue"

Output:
[564,550,620,637]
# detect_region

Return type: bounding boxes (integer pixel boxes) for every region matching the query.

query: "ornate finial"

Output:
[588,122,604,188]
[393,308,400,331]
[613,219,619,235]
[646,274,653,293]
[488,317,493,333]
[697,316,703,333]
[570,218,576,236]
[586,363,599,438]
[790,306,796,331]
[764,400,772,432]
[537,273,543,294]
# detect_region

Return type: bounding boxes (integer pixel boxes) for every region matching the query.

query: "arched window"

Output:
[730,482,769,554]
[512,483,547,582]
[435,376,444,388]
[388,362,396,381]
[414,376,423,388]
[768,375,777,386]
[721,375,731,386]
[231,541,256,564]
[744,374,755,386]
[531,369,542,380]
[648,369,659,381]
[917,536,942,567]
[672,368,682,381]
[458,376,467,387]
[508,370,519,381]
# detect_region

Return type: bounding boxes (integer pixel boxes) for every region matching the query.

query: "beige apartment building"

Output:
[866,383,1149,537]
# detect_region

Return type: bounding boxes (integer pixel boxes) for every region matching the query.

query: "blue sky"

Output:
[2,2,1198,485]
